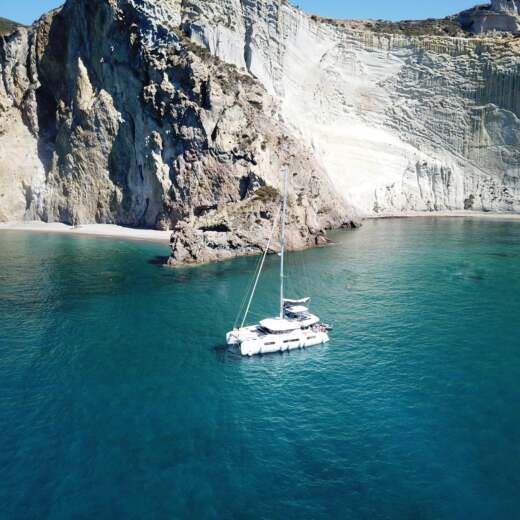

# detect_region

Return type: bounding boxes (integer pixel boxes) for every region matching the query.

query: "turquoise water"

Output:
[1,218,519,519]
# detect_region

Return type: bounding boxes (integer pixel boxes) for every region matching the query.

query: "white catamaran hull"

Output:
[227,328,329,357]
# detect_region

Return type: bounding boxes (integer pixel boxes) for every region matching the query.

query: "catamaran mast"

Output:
[280,167,288,319]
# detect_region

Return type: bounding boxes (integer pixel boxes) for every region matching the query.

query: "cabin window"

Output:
[283,339,299,343]
[265,342,275,346]
[308,336,316,340]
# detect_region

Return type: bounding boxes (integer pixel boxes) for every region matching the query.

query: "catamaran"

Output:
[226,169,331,357]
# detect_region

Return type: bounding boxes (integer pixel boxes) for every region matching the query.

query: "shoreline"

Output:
[0,221,172,243]
[1,211,519,246]
[366,211,520,221]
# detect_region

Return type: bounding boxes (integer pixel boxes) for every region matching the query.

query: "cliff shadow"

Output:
[147,255,171,266]
[33,8,71,175]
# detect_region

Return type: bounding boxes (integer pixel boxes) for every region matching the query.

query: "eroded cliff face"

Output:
[460,0,520,34]
[182,0,520,215]
[1,0,520,265]
[0,0,351,264]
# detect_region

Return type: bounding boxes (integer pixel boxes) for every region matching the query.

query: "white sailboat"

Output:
[226,168,331,357]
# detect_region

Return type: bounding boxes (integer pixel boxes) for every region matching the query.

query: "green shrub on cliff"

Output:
[0,17,22,36]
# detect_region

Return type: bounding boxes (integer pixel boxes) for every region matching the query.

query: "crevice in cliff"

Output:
[199,223,230,232]
[35,86,57,174]
[243,22,253,74]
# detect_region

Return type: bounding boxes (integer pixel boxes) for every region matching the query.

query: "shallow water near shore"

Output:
[1,218,519,519]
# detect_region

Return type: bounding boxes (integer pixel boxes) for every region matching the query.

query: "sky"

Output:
[2,0,486,26]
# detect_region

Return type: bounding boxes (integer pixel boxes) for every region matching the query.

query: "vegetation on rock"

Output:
[0,17,21,36]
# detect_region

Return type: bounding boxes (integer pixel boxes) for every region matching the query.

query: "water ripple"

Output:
[0,221,519,519]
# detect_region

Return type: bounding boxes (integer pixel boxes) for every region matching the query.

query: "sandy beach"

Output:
[1,212,519,245]
[0,221,172,243]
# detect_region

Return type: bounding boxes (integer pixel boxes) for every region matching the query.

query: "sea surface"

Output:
[1,218,519,519]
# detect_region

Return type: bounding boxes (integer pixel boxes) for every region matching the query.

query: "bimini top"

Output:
[283,297,310,307]
[260,318,300,333]
[286,305,309,314]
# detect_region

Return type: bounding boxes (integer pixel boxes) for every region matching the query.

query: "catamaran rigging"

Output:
[279,164,288,319]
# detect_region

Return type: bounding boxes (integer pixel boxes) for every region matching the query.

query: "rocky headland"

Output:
[1,0,519,264]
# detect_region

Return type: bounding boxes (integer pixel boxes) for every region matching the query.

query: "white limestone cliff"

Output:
[182,0,520,215]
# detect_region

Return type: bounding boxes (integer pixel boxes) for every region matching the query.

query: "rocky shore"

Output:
[1,0,519,265]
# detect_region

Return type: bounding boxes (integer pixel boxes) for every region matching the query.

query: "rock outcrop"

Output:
[0,0,352,264]
[1,0,520,264]
[460,1,520,34]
